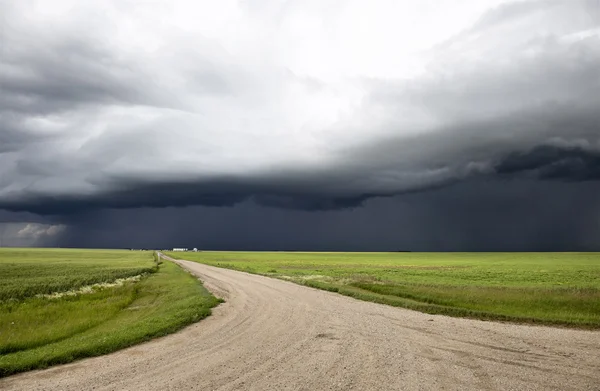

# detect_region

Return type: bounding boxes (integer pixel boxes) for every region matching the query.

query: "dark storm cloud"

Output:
[52,180,600,251]
[1,137,599,216]
[1,0,600,250]
[496,144,600,180]
[0,177,371,215]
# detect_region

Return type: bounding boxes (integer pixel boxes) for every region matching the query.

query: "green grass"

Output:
[167,251,600,328]
[0,249,221,377]
[0,248,157,301]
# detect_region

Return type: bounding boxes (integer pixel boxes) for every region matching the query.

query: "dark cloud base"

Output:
[496,144,600,180]
[1,142,599,216]
[2,129,599,251]
[50,179,600,252]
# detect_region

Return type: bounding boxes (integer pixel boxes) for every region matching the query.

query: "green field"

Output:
[168,251,600,328]
[0,248,221,377]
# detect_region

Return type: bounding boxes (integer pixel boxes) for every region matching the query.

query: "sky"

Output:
[1,0,599,250]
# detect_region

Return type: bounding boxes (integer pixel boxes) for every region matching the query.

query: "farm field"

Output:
[168,251,600,328]
[0,248,221,377]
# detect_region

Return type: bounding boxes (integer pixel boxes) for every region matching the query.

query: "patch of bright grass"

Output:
[169,251,600,328]
[0,249,221,377]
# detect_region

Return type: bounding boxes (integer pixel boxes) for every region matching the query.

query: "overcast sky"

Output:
[1,0,599,250]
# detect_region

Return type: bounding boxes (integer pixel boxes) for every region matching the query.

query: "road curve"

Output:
[2,256,599,391]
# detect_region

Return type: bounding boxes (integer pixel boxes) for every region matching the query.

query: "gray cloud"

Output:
[0,222,65,247]
[1,135,598,216]
[1,35,159,115]
[1,0,600,250]
[49,180,600,251]
[496,144,600,180]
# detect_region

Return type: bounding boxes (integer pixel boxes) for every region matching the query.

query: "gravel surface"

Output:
[2,256,599,391]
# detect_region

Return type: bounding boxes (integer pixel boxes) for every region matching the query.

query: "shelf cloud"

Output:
[1,0,599,249]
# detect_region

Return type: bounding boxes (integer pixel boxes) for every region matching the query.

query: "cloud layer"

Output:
[1,0,599,249]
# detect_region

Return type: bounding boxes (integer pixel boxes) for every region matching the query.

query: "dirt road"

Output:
[2,257,599,391]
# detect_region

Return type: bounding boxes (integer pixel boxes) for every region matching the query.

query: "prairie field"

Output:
[0,248,221,377]
[169,251,600,328]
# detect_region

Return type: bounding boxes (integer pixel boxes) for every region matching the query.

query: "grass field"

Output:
[0,248,221,377]
[167,251,600,328]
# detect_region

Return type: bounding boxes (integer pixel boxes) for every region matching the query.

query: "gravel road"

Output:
[2,256,599,391]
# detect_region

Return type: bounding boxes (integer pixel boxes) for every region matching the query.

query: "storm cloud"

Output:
[1,0,599,249]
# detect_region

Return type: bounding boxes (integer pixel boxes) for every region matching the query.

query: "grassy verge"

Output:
[0,249,221,377]
[167,251,600,328]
